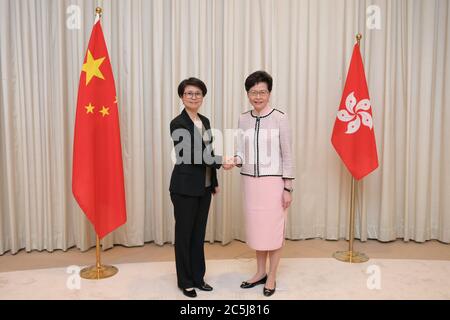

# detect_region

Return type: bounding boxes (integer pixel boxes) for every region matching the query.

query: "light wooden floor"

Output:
[1,239,449,273]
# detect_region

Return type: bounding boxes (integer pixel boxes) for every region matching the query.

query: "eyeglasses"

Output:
[183,91,203,99]
[248,90,269,97]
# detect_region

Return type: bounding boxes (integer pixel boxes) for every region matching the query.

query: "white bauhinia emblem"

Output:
[336,92,373,134]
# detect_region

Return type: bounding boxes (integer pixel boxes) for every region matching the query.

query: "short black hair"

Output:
[244,70,273,92]
[177,77,207,98]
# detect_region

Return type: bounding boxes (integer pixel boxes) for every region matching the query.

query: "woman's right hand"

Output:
[223,157,235,170]
[282,190,292,209]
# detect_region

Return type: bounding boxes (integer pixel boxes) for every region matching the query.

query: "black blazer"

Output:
[169,109,222,197]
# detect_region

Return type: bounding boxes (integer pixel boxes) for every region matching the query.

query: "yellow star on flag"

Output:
[85,103,95,114]
[99,106,110,117]
[82,50,105,85]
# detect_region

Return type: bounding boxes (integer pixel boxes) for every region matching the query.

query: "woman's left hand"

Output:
[282,190,292,209]
[214,186,220,195]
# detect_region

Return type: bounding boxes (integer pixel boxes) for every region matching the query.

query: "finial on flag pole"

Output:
[356,33,362,45]
[94,7,102,23]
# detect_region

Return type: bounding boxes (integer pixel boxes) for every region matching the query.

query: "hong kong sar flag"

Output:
[331,42,379,180]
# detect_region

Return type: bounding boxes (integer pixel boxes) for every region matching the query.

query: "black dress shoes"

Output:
[181,288,197,298]
[263,282,276,297]
[240,275,268,289]
[195,282,213,291]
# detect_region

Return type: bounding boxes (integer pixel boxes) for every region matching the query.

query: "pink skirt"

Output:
[242,176,287,250]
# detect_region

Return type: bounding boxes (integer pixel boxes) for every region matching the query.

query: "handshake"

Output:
[222,156,238,170]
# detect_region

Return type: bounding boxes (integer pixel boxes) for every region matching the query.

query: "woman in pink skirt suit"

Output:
[232,71,295,296]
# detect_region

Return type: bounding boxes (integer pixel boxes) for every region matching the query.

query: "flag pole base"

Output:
[80,265,118,280]
[333,251,369,263]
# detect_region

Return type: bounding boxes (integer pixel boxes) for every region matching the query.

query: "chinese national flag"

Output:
[331,42,379,180]
[72,18,126,238]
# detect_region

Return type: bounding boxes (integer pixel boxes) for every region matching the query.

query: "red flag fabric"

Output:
[72,19,126,239]
[331,43,379,180]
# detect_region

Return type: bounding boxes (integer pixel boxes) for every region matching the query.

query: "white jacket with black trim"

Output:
[235,107,295,179]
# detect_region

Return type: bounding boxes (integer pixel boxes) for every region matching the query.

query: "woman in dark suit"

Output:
[169,77,228,298]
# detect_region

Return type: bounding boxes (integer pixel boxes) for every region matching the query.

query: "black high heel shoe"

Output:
[240,275,268,289]
[181,288,197,298]
[263,282,276,297]
[195,282,213,291]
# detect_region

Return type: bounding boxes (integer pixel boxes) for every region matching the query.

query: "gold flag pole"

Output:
[80,235,119,279]
[79,7,120,279]
[333,33,369,263]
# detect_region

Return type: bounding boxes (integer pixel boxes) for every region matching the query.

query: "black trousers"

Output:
[170,188,212,289]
